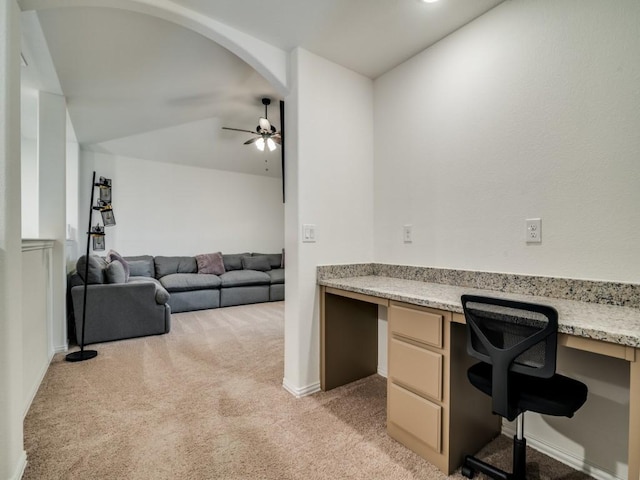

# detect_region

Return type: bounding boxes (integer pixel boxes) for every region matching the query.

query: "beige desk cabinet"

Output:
[320,281,640,480]
[386,301,500,474]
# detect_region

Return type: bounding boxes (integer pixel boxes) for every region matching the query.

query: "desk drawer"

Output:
[390,304,443,347]
[389,383,442,453]
[389,338,442,401]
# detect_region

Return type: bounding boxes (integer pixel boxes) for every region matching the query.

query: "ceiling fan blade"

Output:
[259,117,271,132]
[222,127,257,134]
[271,136,282,145]
[243,137,261,145]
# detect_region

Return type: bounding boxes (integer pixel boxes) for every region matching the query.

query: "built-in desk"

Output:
[319,274,640,479]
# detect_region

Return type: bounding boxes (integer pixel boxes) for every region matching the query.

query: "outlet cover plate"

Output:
[526,218,541,243]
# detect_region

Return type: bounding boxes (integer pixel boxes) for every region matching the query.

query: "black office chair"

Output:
[460,295,588,480]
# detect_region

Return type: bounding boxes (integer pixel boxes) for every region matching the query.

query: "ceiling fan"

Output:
[222,97,281,152]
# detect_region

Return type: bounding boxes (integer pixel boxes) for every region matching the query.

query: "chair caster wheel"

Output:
[461,466,475,479]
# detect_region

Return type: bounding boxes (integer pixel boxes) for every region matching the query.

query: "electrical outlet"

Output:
[403,225,413,243]
[526,218,541,243]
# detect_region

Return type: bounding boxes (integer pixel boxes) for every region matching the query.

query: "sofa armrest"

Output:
[70,282,170,345]
[72,281,166,305]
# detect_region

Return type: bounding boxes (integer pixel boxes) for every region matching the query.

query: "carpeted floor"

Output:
[23,301,591,479]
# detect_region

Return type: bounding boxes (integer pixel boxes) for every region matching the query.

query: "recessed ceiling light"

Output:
[421,0,440,3]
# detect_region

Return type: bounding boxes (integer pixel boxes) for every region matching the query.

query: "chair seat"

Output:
[468,362,588,418]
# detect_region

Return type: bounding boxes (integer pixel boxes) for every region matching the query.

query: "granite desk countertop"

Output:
[319,275,640,348]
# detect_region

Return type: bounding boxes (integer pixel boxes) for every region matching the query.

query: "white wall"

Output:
[21,136,38,238]
[283,48,374,395]
[37,91,68,353]
[66,138,79,241]
[374,0,640,284]
[21,242,55,419]
[66,139,79,271]
[373,1,640,478]
[0,2,27,478]
[79,151,284,257]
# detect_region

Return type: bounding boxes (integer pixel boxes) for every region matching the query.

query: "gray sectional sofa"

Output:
[68,251,284,345]
[153,252,284,312]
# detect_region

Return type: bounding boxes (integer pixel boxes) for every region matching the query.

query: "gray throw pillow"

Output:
[107,249,130,282]
[242,255,271,272]
[195,252,225,275]
[105,260,127,284]
[76,255,107,284]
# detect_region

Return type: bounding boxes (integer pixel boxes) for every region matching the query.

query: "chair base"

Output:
[461,435,527,480]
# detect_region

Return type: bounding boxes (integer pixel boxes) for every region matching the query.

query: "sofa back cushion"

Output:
[154,256,197,278]
[76,255,107,284]
[251,253,283,269]
[242,255,272,272]
[124,255,155,277]
[222,253,250,271]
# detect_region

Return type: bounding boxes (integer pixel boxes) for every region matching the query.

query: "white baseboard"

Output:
[501,424,623,480]
[22,349,55,419]
[377,367,387,378]
[10,450,27,480]
[54,342,68,354]
[282,378,321,398]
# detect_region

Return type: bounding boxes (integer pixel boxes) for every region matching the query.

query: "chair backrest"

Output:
[461,294,559,419]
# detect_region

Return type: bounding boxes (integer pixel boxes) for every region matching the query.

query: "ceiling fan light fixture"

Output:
[222,97,281,152]
[259,117,271,131]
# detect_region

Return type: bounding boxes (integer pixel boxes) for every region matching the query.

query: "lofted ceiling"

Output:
[20,0,505,178]
[172,0,506,79]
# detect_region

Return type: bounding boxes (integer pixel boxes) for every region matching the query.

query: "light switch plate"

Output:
[302,224,316,243]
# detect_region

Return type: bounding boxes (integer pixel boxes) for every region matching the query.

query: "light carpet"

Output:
[23,301,590,479]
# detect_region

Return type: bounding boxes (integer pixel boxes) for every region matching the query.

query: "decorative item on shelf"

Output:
[94,200,116,227]
[97,176,112,203]
[90,224,106,251]
[66,171,116,363]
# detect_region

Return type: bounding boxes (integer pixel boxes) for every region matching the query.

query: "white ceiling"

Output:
[172,0,505,79]
[20,0,505,178]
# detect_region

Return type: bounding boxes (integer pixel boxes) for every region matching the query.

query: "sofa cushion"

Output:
[222,253,250,271]
[124,255,155,277]
[219,270,270,288]
[154,256,198,278]
[128,276,170,304]
[106,249,130,282]
[251,253,282,269]
[159,273,222,293]
[76,255,107,284]
[128,260,154,278]
[195,252,226,275]
[105,260,127,284]
[267,268,285,285]
[242,255,271,272]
